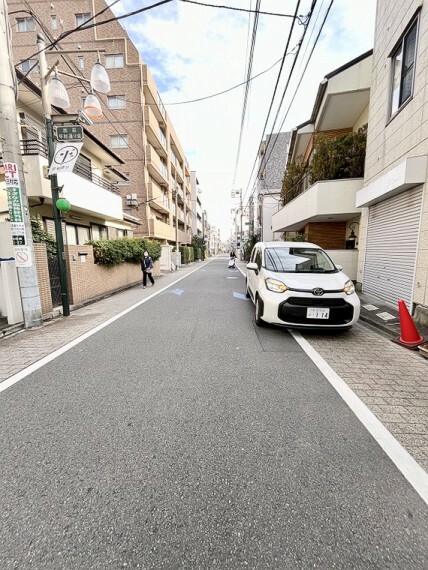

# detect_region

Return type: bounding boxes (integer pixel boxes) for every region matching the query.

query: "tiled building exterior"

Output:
[257,132,291,192]
[356,0,428,321]
[256,132,290,241]
[8,0,194,245]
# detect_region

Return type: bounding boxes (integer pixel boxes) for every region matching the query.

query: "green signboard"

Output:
[7,187,24,222]
[53,125,84,142]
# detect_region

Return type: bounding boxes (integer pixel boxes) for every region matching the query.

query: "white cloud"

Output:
[113,0,377,239]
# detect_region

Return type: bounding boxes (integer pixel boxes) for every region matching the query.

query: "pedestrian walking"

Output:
[141,250,155,288]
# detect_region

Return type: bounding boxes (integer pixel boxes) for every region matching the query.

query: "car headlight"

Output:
[265,278,288,293]
[343,279,355,295]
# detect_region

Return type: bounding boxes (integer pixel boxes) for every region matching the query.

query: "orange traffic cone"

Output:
[397,299,424,348]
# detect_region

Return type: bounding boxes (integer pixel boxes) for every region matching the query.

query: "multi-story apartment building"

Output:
[356,0,428,322]
[256,132,290,241]
[8,0,194,246]
[190,171,203,237]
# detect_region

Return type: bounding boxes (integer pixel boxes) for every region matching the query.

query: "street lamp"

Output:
[37,34,110,317]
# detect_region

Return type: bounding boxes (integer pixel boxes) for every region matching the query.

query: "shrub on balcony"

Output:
[311,125,367,183]
[86,237,161,265]
[281,161,308,206]
[281,125,367,206]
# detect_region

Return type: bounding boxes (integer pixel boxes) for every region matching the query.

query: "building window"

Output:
[17,17,36,32]
[21,59,39,74]
[91,224,107,240]
[51,15,58,30]
[390,18,418,116]
[105,54,124,69]
[110,134,128,148]
[108,95,126,109]
[78,56,84,70]
[76,13,91,27]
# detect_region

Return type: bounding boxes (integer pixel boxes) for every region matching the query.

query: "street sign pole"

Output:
[38,34,70,316]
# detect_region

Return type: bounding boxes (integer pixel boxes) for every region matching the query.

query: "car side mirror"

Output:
[336,264,343,271]
[246,262,259,275]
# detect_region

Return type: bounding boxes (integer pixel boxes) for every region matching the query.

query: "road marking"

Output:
[226,277,238,280]
[362,304,379,311]
[290,330,428,508]
[233,292,249,301]
[160,288,184,296]
[0,262,213,396]
[376,311,396,321]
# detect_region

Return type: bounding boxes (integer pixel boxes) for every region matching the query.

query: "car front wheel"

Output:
[255,295,265,327]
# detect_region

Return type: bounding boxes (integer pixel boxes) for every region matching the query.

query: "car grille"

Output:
[278,297,354,325]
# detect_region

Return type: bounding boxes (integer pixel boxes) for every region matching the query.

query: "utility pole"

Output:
[0,0,42,328]
[240,189,243,261]
[37,34,70,316]
[174,168,179,268]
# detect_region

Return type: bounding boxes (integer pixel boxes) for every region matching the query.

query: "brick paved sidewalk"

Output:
[302,325,428,473]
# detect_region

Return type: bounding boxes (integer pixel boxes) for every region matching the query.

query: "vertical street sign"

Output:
[4,162,32,267]
[48,141,83,175]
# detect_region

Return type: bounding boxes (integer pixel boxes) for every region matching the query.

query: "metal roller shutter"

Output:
[363,186,423,308]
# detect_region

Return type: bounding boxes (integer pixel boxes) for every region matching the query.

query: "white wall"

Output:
[0,223,23,324]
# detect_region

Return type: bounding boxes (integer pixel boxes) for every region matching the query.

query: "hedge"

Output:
[179,245,194,264]
[86,237,162,265]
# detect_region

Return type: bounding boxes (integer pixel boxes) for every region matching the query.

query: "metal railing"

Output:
[20,139,119,194]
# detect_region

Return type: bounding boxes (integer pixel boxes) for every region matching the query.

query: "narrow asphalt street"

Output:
[1,259,428,569]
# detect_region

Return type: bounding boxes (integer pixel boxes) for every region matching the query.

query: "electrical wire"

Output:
[232,0,261,188]
[242,0,323,211]
[179,0,303,20]
[254,0,334,194]
[14,0,174,81]
[18,3,148,174]
[240,0,303,205]
[163,55,283,105]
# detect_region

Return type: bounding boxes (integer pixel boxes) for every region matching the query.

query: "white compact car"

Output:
[246,241,360,329]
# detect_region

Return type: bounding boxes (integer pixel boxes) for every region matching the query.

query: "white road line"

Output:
[0,261,213,396]
[233,262,428,503]
[290,330,428,507]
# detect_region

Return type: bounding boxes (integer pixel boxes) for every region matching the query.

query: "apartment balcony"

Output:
[149,218,175,241]
[148,180,169,214]
[178,229,191,244]
[146,144,168,186]
[272,178,363,233]
[170,156,184,184]
[20,140,124,220]
[144,106,167,158]
[177,209,185,223]
[142,65,167,126]
[173,186,184,205]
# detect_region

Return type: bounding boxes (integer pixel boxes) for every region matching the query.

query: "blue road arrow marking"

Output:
[160,288,184,296]
[233,292,249,301]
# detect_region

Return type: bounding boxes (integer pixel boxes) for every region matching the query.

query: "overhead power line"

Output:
[240,0,303,205]
[15,0,174,79]
[179,0,304,21]
[256,0,334,190]
[163,55,283,105]
[232,0,261,187]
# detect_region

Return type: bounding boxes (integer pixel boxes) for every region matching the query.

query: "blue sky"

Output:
[111,0,377,239]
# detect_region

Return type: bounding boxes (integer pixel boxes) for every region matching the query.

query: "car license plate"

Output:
[307,307,330,319]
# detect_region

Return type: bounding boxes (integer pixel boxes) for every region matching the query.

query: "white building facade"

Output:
[357,1,428,323]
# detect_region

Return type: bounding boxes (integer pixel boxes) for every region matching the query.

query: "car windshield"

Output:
[264,247,337,273]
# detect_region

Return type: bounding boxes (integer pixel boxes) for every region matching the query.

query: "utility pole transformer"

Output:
[0,0,42,328]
